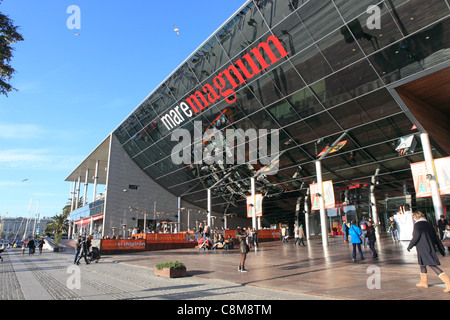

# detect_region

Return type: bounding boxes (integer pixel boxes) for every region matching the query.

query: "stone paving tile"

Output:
[1,234,449,302]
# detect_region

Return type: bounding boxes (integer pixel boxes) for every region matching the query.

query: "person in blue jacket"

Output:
[349,220,365,261]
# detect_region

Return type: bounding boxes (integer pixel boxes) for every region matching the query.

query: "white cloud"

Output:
[0,181,22,186]
[0,149,84,170]
[0,123,45,140]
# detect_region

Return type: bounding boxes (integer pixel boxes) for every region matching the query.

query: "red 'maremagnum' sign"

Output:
[160,35,290,131]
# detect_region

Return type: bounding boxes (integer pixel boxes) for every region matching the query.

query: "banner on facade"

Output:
[310,181,335,211]
[410,156,450,197]
[434,156,450,195]
[247,193,263,218]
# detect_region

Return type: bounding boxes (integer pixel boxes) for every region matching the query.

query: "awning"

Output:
[74,214,104,227]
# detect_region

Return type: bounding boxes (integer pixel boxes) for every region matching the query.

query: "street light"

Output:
[316,131,347,247]
[207,172,232,227]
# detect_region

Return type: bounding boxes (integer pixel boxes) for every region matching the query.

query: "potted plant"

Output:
[154,261,187,278]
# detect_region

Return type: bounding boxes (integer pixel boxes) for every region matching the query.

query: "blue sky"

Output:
[0,0,246,218]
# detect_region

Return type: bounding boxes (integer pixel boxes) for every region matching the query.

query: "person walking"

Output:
[247,228,254,251]
[437,215,448,240]
[298,224,306,246]
[293,224,300,246]
[366,221,378,259]
[349,220,365,261]
[74,236,82,264]
[37,238,45,255]
[360,216,368,247]
[281,226,287,242]
[27,238,35,255]
[236,228,249,272]
[388,216,398,242]
[76,237,90,265]
[342,221,349,243]
[407,211,449,293]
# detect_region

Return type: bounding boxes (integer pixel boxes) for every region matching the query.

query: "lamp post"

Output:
[420,132,444,222]
[122,223,127,239]
[315,131,347,247]
[207,172,232,228]
[370,168,381,236]
[251,151,285,230]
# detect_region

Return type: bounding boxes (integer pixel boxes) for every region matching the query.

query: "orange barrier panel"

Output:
[101,230,280,254]
[101,239,146,252]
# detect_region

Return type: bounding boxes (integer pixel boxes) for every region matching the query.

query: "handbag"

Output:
[351,226,362,241]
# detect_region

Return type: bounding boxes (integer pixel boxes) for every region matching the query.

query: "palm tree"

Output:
[45,209,70,244]
[45,197,85,243]
[45,213,69,241]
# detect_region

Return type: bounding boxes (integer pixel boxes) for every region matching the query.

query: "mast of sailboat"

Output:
[32,200,39,238]
[22,198,33,241]
[12,217,25,244]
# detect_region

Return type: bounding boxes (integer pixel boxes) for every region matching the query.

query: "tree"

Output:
[45,211,70,244]
[0,0,24,96]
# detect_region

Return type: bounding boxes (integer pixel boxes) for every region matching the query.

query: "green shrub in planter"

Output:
[155,261,185,270]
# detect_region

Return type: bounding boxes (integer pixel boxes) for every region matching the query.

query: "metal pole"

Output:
[23,198,33,240]
[75,176,81,210]
[207,189,212,227]
[314,132,347,246]
[251,177,257,230]
[315,160,329,246]
[32,200,39,237]
[420,133,444,222]
[89,216,93,235]
[92,160,99,202]
[153,201,156,232]
[304,187,311,240]
[71,181,77,212]
[83,169,89,206]
[188,209,190,231]
[370,168,381,236]
[295,197,301,227]
[177,197,181,232]
[70,181,76,212]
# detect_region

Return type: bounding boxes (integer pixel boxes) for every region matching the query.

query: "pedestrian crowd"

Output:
[339,212,449,293]
[73,235,100,265]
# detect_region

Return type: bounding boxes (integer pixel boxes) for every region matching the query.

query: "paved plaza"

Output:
[1,234,449,302]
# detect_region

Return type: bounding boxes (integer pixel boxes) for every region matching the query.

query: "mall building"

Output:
[66,0,449,243]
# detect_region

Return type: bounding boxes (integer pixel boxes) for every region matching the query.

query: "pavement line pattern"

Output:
[80,276,138,300]
[19,256,83,300]
[0,253,25,300]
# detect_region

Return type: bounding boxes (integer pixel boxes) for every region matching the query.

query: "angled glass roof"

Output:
[113,0,449,217]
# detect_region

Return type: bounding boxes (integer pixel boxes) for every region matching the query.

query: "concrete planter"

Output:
[154,267,187,278]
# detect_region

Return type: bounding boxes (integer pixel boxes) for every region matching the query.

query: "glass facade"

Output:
[113,0,449,220]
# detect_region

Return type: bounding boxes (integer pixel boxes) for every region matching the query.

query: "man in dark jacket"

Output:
[27,238,35,255]
[37,238,45,254]
[366,222,378,258]
[407,211,449,293]
[74,236,82,264]
[438,215,449,240]
[76,237,90,265]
